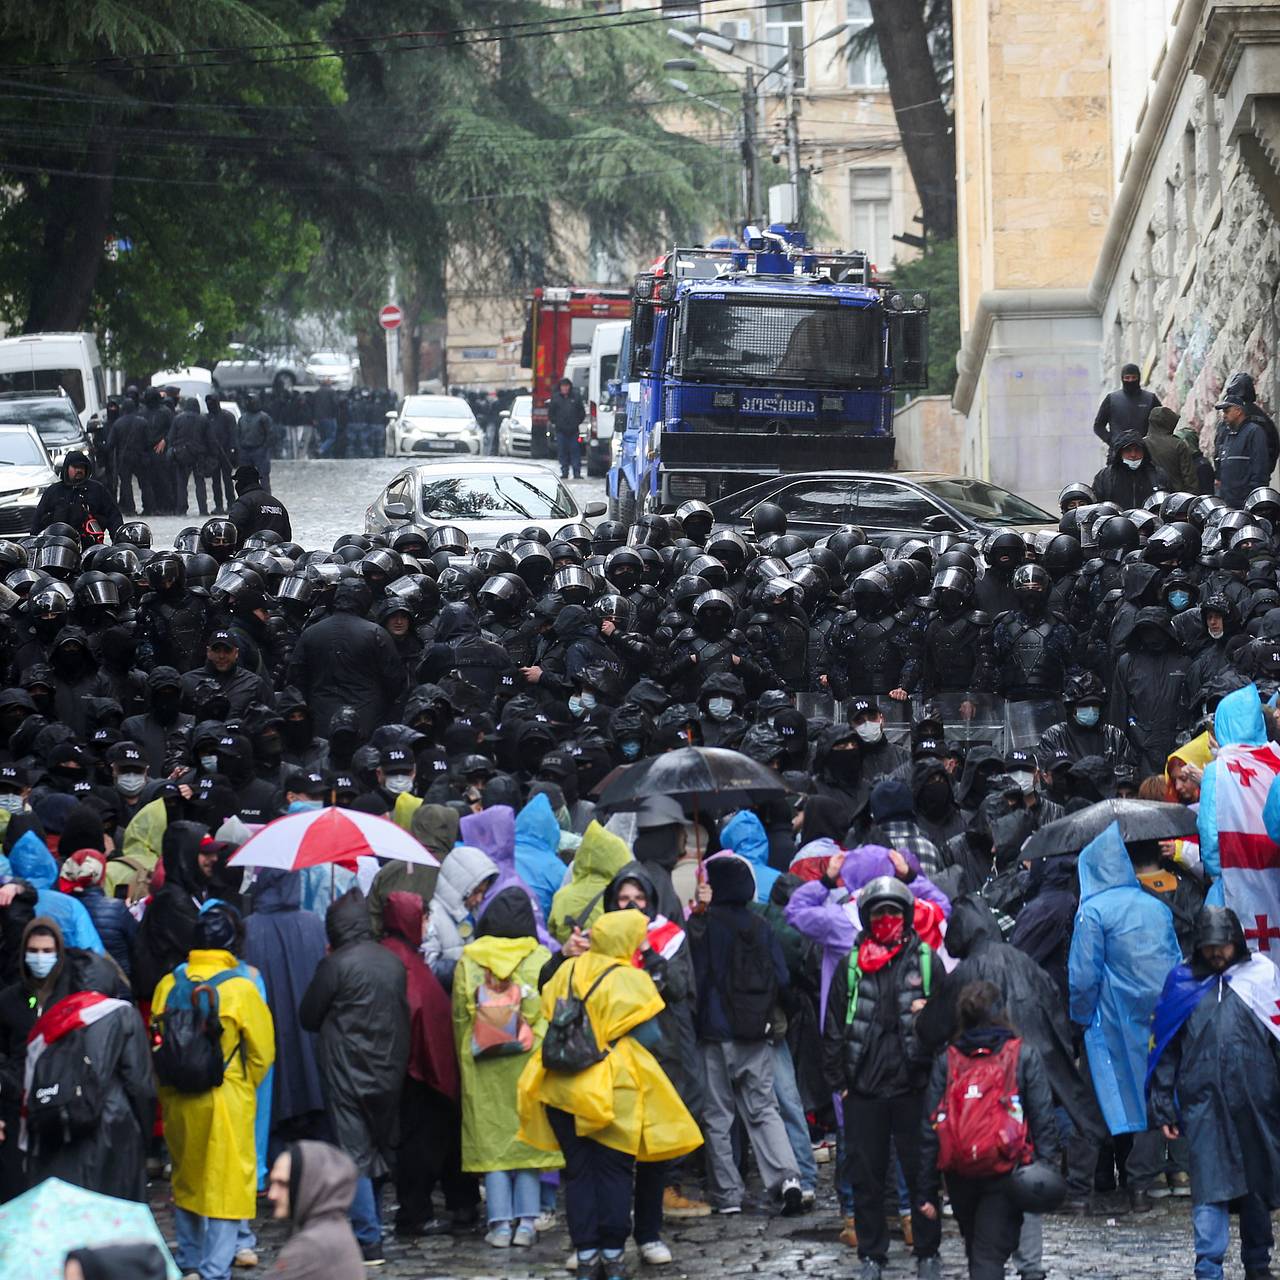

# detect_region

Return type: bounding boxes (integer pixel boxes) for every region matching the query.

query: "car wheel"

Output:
[616,480,636,527]
[274,371,296,394]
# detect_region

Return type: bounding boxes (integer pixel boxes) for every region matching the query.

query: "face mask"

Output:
[283,719,310,748]
[1122,380,1140,395]
[917,778,952,815]
[385,774,413,795]
[25,951,56,979]
[1122,457,1142,470]
[579,691,597,711]
[0,793,23,814]
[868,914,905,946]
[152,691,181,724]
[620,739,641,761]
[200,754,219,773]
[1010,769,1036,795]
[568,695,587,718]
[290,798,322,811]
[1074,705,1101,727]
[1168,590,1191,611]
[1207,620,1225,640]
[116,772,146,796]
[828,749,861,781]
[855,721,883,744]
[1142,633,1168,654]
[707,697,734,721]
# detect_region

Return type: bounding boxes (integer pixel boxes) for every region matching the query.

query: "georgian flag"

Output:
[1213,743,1280,965]
[20,990,131,1150]
[1227,952,1280,1045]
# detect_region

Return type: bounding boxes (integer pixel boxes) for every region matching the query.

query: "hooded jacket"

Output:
[1215,412,1272,507]
[424,844,499,988]
[1144,405,1198,492]
[1110,606,1190,775]
[48,627,114,738]
[299,889,410,1177]
[548,820,633,943]
[719,808,778,903]
[1068,821,1180,1134]
[10,828,105,954]
[366,803,452,937]
[269,1140,365,1280]
[242,869,327,1126]
[1092,372,1159,446]
[513,791,567,918]
[1091,433,1170,508]
[30,450,123,540]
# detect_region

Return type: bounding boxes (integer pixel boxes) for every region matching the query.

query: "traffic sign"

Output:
[379,304,403,331]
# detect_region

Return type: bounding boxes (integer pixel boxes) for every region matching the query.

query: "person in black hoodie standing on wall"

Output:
[1092,363,1160,447]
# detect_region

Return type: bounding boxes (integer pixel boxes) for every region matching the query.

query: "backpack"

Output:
[930,1037,1031,1178]
[471,968,534,1059]
[715,914,778,1041]
[542,961,621,1074]
[112,854,153,904]
[26,1024,106,1146]
[152,966,241,1093]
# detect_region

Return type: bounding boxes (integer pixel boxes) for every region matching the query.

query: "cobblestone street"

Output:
[146,1168,1247,1278]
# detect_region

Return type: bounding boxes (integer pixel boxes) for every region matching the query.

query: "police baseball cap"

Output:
[913,737,945,760]
[1215,395,1247,410]
[0,763,24,792]
[332,772,357,794]
[848,696,880,718]
[208,629,238,649]
[286,768,329,796]
[380,746,414,773]
[107,742,145,768]
[1004,748,1036,771]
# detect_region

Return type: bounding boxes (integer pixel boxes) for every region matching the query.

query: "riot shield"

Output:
[1003,697,1063,751]
[926,691,1006,754]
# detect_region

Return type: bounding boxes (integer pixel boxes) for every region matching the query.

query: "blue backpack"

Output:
[152,966,240,1093]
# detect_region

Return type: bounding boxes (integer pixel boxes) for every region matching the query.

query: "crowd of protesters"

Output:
[4,370,1280,1280]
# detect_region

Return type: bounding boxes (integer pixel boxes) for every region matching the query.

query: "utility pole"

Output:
[386,269,401,398]
[784,62,803,226]
[741,68,760,227]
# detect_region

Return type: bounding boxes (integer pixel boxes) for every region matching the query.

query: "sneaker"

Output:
[857,1262,882,1280]
[801,1188,816,1211]
[535,1209,559,1232]
[713,1204,741,1215]
[916,1257,942,1280]
[639,1240,673,1266]
[780,1177,803,1216]
[233,1250,259,1268]
[512,1223,538,1248]
[602,1251,628,1280]
[485,1223,514,1248]
[1128,1187,1154,1215]
[662,1188,711,1218]
[1169,1171,1191,1197]
[361,1241,386,1267]
[838,1216,858,1249]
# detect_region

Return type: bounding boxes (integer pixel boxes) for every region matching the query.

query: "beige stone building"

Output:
[444,0,921,391]
[953,0,1280,511]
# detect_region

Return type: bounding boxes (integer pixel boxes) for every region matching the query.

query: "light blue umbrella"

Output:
[0,1178,179,1280]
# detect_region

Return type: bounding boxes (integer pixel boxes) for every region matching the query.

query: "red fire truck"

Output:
[520,285,631,460]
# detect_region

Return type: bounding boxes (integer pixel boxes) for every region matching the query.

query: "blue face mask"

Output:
[1074,705,1101,727]
[620,739,641,760]
[1168,590,1191,611]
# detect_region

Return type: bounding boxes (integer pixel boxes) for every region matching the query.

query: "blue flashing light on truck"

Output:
[607,223,929,521]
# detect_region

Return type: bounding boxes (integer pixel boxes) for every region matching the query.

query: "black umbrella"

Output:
[1022,799,1198,859]
[594,746,789,814]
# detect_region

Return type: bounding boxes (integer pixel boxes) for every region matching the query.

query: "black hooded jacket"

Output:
[1091,433,1170,507]
[31,451,123,540]
[228,478,292,541]
[1092,373,1159,446]
[129,820,209,1000]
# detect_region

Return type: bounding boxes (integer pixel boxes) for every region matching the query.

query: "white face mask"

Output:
[1011,769,1036,794]
[25,951,56,979]
[707,696,734,721]
[855,721,883,744]
[116,771,147,796]
[1122,457,1143,470]
[0,793,24,814]
[1207,619,1225,640]
[385,774,413,795]
[200,755,220,773]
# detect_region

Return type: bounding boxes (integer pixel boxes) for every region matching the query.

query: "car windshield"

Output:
[0,431,48,466]
[0,398,82,441]
[512,396,532,417]
[308,353,346,366]
[0,368,86,412]
[918,477,1053,525]
[403,397,473,419]
[678,298,882,386]
[420,472,575,520]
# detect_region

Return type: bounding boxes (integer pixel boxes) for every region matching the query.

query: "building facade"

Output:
[953,0,1280,512]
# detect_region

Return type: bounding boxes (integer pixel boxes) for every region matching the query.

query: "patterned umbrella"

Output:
[226,805,440,871]
[0,1177,179,1279]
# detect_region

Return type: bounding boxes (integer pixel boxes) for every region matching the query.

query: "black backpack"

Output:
[152,966,240,1093]
[26,1025,107,1147]
[542,961,621,1074]
[717,914,778,1041]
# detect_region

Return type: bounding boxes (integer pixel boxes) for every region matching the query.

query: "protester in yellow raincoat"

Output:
[1166,731,1213,876]
[151,910,275,1280]
[518,909,702,1276]
[548,821,632,944]
[452,886,560,1249]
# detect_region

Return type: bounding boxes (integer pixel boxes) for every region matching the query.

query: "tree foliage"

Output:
[887,238,959,398]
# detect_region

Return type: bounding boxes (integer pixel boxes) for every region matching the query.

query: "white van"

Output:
[0,333,107,431]
[586,320,628,478]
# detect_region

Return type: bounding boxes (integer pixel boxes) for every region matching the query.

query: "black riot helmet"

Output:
[426,525,469,556]
[1057,482,1095,512]
[0,540,26,574]
[932,567,974,615]
[1142,523,1190,567]
[333,533,372,554]
[984,531,1025,573]
[554,522,594,556]
[685,554,727,588]
[550,565,594,604]
[674,500,714,542]
[1011,562,1051,612]
[173,526,201,554]
[477,572,529,616]
[1246,487,1280,523]
[548,540,583,567]
[673,574,712,612]
[750,502,787,539]
[1096,515,1139,561]
[184,552,219,591]
[822,526,867,562]
[703,528,749,573]
[1041,534,1083,577]
[692,588,735,635]
[73,570,120,613]
[35,541,79,580]
[1159,492,1197,523]
[591,520,627,555]
[200,519,239,562]
[472,548,516,578]
[594,593,636,630]
[851,568,894,618]
[276,574,315,614]
[390,527,430,557]
[935,548,979,577]
[759,576,804,610]
[603,546,643,592]
[360,547,404,588]
[762,533,806,560]
[145,552,186,595]
[41,522,79,544]
[511,541,554,590]
[116,521,152,548]
[843,544,884,576]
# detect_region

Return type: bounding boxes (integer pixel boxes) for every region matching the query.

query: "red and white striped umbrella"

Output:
[226,806,440,871]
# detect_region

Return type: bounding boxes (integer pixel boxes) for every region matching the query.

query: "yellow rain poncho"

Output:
[392,790,423,831]
[452,932,561,1173]
[548,821,632,943]
[152,949,275,1219]
[518,910,703,1162]
[106,797,167,900]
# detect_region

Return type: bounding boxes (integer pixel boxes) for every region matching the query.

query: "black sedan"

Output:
[708,470,1055,545]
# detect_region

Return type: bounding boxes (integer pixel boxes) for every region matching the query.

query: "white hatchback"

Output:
[385,394,484,457]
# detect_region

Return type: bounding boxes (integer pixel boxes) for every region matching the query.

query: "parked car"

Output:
[0,332,107,432]
[385,394,484,457]
[708,471,1055,545]
[150,368,240,422]
[304,350,357,391]
[212,343,305,393]
[365,459,606,546]
[587,320,627,478]
[497,394,533,458]
[0,391,93,471]
[0,425,59,535]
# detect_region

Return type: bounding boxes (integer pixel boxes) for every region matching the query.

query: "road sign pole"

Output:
[381,278,403,399]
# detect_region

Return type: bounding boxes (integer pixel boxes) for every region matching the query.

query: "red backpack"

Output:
[930,1037,1031,1178]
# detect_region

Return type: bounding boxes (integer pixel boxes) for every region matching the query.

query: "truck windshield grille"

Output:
[678,300,881,386]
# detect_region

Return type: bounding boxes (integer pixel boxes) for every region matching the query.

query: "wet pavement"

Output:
[144,458,608,549]
[145,1170,1243,1278]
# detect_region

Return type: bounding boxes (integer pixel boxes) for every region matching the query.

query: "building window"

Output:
[846,0,887,88]
[1182,126,1198,239]
[851,167,893,269]
[765,2,806,91]
[661,1,699,16]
